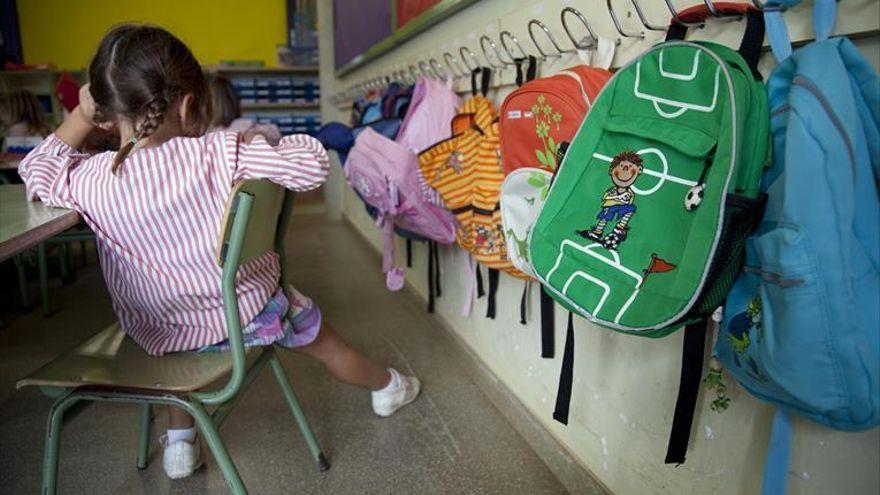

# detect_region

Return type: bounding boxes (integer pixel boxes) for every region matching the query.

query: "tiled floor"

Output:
[0,215,570,494]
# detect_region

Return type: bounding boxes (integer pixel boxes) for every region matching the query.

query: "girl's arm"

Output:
[18,85,97,207]
[215,130,330,192]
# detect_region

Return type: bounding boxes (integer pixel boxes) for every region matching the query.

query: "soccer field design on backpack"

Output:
[530,42,760,333]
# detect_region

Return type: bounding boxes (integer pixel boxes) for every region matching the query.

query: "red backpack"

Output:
[499,64,611,173]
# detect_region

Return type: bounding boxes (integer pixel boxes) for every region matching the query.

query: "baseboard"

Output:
[341,216,611,495]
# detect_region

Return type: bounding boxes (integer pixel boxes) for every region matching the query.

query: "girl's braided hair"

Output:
[88,25,211,173]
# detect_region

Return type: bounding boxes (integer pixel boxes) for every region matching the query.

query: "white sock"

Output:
[166,426,197,444]
[374,368,400,395]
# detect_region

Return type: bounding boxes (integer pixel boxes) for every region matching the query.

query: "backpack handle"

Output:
[514,56,538,87]
[764,0,837,62]
[470,67,492,96]
[665,3,765,81]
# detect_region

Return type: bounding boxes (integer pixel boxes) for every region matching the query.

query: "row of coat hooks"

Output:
[330,0,779,104]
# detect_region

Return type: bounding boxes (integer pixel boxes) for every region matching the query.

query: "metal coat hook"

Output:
[418,60,433,78]
[459,46,480,71]
[664,0,705,27]
[408,64,419,82]
[607,0,645,38]
[499,31,528,61]
[629,0,666,31]
[430,58,447,79]
[444,52,467,78]
[561,6,598,50]
[704,0,720,17]
[528,19,573,59]
[480,34,509,69]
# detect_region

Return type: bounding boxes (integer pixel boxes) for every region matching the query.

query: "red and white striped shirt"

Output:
[19,132,329,355]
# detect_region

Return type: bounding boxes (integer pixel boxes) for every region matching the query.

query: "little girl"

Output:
[19,25,420,480]
[0,90,52,139]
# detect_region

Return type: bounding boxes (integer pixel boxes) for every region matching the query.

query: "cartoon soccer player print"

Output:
[576,150,644,250]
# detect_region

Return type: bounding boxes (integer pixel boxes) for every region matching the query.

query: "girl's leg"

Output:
[295,322,391,391]
[168,406,195,430]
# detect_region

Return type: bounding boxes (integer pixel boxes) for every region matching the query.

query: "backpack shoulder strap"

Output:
[665,319,708,464]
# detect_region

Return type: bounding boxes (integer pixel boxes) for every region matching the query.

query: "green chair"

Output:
[17,180,328,494]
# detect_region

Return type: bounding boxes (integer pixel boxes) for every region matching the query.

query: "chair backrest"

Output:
[216,180,287,268]
[197,180,294,406]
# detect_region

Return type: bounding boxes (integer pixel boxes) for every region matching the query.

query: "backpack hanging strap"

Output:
[761,409,793,495]
[406,239,413,268]
[476,264,485,298]
[433,242,442,298]
[553,312,575,424]
[427,241,436,313]
[486,268,500,319]
[470,67,492,96]
[540,286,555,358]
[665,319,708,464]
[519,280,529,325]
[738,10,766,81]
[514,55,538,87]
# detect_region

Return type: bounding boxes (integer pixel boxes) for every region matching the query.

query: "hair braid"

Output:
[111,97,168,174]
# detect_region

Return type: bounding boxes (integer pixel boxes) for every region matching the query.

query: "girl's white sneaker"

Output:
[160,434,204,479]
[372,368,421,417]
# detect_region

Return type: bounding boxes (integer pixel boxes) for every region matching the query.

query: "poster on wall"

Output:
[333,0,478,75]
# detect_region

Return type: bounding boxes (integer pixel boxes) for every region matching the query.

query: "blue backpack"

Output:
[715,2,880,493]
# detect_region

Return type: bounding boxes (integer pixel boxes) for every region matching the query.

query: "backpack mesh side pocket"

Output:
[690,193,767,317]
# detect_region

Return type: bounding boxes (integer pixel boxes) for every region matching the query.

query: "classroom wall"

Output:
[318,1,880,494]
[16,0,287,69]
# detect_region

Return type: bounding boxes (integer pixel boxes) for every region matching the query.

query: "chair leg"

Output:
[136,404,153,469]
[13,254,31,311]
[186,400,247,494]
[42,395,81,495]
[267,352,330,472]
[37,243,50,317]
[59,243,74,285]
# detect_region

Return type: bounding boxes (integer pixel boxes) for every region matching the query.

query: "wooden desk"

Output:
[0,184,80,263]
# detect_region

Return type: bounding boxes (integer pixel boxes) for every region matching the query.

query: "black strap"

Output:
[665,21,687,41]
[486,268,499,319]
[476,265,485,298]
[470,67,492,96]
[427,241,436,313]
[540,286,555,358]
[514,55,538,86]
[665,319,708,465]
[555,141,570,171]
[406,239,413,268]
[553,312,575,424]
[738,10,765,81]
[519,281,528,325]
[433,242,442,298]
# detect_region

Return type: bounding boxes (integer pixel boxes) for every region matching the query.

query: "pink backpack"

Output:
[395,77,461,153]
[346,127,457,290]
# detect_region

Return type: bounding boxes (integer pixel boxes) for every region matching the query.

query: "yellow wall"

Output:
[17,0,287,70]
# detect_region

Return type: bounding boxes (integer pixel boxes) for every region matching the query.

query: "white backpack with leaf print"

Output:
[500,168,554,277]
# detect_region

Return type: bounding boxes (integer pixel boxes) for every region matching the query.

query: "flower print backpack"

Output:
[420,68,526,318]
[498,64,611,173]
[345,127,457,293]
[714,2,879,494]
[529,5,770,465]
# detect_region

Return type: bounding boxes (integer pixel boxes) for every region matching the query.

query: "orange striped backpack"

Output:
[420,68,526,317]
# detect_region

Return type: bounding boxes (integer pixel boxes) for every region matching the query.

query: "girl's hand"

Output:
[75,84,98,125]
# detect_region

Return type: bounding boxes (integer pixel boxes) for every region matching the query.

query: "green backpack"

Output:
[531,12,769,464]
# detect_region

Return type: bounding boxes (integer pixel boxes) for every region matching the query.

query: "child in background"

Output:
[19,25,420,480]
[208,75,282,144]
[0,90,52,138]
